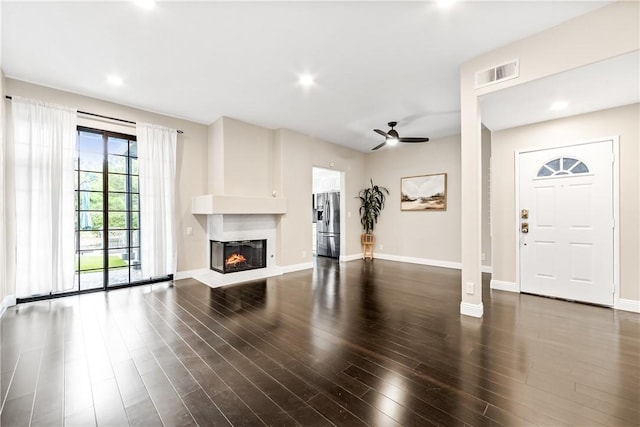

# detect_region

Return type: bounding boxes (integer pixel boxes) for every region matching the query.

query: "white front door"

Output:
[518,140,615,306]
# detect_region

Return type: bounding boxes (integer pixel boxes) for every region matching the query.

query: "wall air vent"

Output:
[474,59,519,89]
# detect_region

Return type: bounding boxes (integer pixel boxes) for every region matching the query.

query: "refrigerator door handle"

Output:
[325,199,330,227]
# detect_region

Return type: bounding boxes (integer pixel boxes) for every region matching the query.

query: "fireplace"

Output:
[210,239,267,274]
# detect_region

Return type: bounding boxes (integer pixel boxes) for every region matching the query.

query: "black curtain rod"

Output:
[5,95,184,134]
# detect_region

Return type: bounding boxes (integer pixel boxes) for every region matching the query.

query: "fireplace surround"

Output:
[210,239,267,274]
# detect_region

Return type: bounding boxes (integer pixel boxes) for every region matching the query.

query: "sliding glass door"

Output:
[74,127,142,291]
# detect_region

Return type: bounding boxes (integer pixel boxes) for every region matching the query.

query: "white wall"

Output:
[491,103,639,301]
[5,79,210,274]
[365,134,461,266]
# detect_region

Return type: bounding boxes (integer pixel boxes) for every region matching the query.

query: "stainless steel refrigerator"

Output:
[315,192,340,258]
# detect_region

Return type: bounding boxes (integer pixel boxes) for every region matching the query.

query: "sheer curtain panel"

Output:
[137,123,177,278]
[10,97,77,297]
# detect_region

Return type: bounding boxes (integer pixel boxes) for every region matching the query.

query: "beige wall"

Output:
[5,78,210,273]
[460,1,639,311]
[208,118,224,194]
[492,103,640,301]
[275,128,366,266]
[215,117,275,197]
[365,135,461,264]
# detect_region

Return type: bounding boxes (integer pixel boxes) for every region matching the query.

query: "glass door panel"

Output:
[74,128,142,292]
[106,135,139,288]
[75,130,106,293]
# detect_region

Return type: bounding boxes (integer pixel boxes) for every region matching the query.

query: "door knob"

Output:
[521,223,529,234]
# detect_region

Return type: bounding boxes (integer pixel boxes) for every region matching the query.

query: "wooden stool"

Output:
[361,233,374,260]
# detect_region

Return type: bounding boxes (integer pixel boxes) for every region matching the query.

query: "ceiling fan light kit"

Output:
[371,121,429,151]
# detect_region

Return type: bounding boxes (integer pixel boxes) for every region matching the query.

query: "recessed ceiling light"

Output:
[437,0,456,9]
[550,100,568,111]
[106,75,123,86]
[134,0,156,10]
[298,74,315,87]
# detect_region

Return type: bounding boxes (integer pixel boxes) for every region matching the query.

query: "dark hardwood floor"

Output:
[1,258,639,426]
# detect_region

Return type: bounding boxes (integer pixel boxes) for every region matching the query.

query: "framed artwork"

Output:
[401,173,447,211]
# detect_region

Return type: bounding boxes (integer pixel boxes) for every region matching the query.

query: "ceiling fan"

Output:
[372,121,429,151]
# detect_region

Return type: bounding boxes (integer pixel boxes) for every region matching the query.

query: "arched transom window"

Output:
[536,156,590,177]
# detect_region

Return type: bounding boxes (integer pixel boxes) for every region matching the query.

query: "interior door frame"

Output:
[311,166,346,260]
[514,136,620,304]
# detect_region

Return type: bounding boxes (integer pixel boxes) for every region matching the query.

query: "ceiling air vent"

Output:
[475,59,519,89]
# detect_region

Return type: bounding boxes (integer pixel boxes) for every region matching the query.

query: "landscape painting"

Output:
[401,173,447,211]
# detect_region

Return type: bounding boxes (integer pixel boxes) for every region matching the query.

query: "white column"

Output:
[460,89,484,318]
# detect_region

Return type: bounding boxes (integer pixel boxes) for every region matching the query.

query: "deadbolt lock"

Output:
[521,222,529,234]
[521,209,529,219]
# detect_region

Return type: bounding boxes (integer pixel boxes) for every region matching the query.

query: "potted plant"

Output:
[358,179,389,259]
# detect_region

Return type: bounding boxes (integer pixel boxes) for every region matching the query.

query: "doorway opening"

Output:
[312,167,343,259]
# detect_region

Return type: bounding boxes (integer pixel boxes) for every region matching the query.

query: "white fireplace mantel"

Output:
[191,194,287,215]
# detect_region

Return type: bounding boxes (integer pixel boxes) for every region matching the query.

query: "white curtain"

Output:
[0,94,8,301]
[10,97,77,297]
[137,122,177,278]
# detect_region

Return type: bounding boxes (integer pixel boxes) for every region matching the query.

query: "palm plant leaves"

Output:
[358,179,389,234]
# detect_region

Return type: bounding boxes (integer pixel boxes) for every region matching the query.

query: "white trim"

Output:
[173,269,204,280]
[280,262,314,274]
[374,253,461,270]
[176,262,314,284]
[460,301,484,318]
[481,265,493,274]
[340,253,363,262]
[515,136,620,155]
[611,137,621,312]
[0,295,17,318]
[490,280,518,293]
[514,147,522,296]
[175,267,283,289]
[615,298,640,314]
[515,137,620,306]
[342,253,464,270]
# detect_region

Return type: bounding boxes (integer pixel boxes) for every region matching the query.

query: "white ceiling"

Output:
[1,1,621,152]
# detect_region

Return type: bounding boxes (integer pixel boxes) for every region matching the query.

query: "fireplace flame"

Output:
[225,253,247,267]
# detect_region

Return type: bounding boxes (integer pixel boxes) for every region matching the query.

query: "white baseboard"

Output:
[615,298,640,313]
[173,269,205,281]
[340,253,362,262]
[344,252,483,272]
[460,301,484,318]
[490,279,519,293]
[374,253,462,270]
[280,262,314,274]
[0,295,17,318]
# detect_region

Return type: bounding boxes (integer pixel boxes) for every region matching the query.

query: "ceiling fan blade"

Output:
[399,137,430,143]
[374,129,390,138]
[371,141,387,151]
